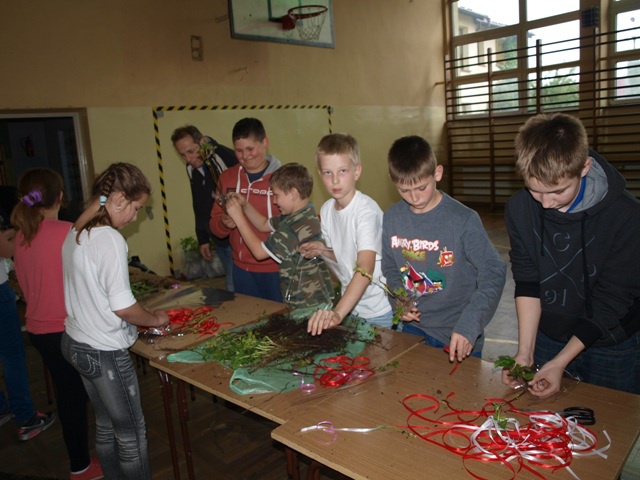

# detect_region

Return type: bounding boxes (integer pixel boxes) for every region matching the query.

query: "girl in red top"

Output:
[12,168,102,480]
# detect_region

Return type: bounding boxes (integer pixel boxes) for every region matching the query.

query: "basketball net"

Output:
[281,5,328,41]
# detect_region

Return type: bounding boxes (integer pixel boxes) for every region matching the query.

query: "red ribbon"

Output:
[443,345,460,375]
[165,306,232,335]
[400,393,605,480]
[313,355,375,387]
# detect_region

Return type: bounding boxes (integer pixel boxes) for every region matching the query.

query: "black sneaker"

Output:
[17,411,55,441]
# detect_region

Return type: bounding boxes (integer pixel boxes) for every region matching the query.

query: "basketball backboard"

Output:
[229,0,334,48]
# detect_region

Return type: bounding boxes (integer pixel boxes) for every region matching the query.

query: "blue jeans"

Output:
[29,332,91,472]
[62,333,151,479]
[535,330,640,395]
[216,244,234,292]
[0,282,35,424]
[361,310,394,329]
[232,265,283,303]
[402,322,482,358]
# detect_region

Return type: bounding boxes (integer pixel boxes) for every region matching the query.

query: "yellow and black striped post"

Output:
[152,104,333,275]
[152,109,175,275]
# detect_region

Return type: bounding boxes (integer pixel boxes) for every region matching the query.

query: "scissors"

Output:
[520,406,595,425]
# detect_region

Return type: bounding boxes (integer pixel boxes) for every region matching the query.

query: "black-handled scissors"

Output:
[520,406,595,425]
[558,406,596,425]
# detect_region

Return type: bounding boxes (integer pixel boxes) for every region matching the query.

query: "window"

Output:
[448,0,583,116]
[526,0,579,21]
[611,1,640,100]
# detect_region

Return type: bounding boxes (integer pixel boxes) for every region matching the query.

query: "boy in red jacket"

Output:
[210,118,282,301]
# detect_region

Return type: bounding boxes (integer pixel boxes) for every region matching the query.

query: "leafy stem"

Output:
[492,402,509,429]
[494,355,536,382]
[354,265,409,326]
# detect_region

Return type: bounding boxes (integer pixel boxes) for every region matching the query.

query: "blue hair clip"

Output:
[99,195,107,206]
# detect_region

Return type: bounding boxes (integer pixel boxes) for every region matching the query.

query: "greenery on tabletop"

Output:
[190,311,377,371]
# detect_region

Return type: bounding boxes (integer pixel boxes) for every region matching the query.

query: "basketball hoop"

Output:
[281,5,328,41]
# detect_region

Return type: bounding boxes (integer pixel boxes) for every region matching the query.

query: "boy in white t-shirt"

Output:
[300,133,393,335]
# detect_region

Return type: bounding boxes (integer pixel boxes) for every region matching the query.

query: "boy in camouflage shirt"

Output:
[225,163,333,309]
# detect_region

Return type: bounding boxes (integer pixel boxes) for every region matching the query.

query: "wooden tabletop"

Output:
[272,344,640,480]
[149,327,423,424]
[131,286,287,360]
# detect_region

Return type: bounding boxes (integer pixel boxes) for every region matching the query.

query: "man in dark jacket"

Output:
[502,113,640,396]
[172,125,238,290]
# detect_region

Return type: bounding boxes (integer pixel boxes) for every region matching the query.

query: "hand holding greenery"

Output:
[491,355,536,429]
[354,265,412,326]
[494,355,536,382]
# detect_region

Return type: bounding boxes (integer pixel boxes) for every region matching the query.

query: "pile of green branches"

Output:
[195,312,370,370]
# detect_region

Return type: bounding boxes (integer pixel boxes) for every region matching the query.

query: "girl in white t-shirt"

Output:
[61,163,169,480]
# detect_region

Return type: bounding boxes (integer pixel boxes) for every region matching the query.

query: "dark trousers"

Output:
[535,330,640,395]
[29,331,91,472]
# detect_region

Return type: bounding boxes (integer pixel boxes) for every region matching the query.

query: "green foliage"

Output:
[198,142,217,162]
[354,265,407,326]
[198,329,277,369]
[494,355,536,381]
[130,280,157,298]
[492,402,509,429]
[490,386,526,430]
[189,312,372,371]
[180,236,199,253]
[495,35,518,71]
[378,360,399,372]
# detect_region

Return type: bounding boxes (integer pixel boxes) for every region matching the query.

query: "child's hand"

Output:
[299,241,329,259]
[448,333,472,362]
[225,199,242,220]
[307,309,342,336]
[526,362,563,398]
[153,310,170,328]
[226,193,247,208]
[398,300,421,323]
[1,228,16,241]
[501,353,534,389]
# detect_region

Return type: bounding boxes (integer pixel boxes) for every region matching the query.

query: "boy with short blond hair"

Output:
[382,135,506,363]
[503,113,640,396]
[300,133,393,335]
[225,163,333,309]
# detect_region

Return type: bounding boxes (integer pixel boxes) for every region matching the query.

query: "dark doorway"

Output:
[0,112,91,222]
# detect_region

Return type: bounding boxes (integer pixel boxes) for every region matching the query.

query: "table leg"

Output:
[306,460,322,480]
[156,369,181,480]
[285,447,300,480]
[176,379,195,480]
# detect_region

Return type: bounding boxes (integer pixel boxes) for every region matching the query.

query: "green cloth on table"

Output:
[166,306,376,395]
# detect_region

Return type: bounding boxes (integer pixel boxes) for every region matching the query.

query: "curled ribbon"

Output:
[313,355,375,387]
[301,421,387,445]
[300,393,611,480]
[293,372,317,394]
[164,306,232,335]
